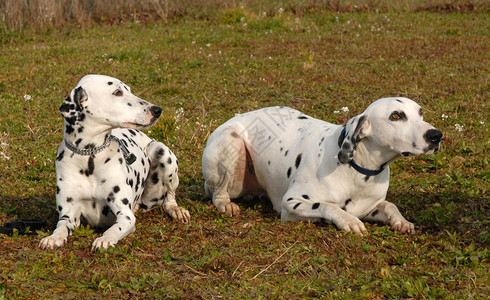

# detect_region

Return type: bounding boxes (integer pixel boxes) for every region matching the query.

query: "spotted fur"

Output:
[40,75,190,251]
[202,97,442,235]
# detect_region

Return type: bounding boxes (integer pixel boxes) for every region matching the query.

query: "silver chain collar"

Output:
[64,135,136,165]
[64,135,114,156]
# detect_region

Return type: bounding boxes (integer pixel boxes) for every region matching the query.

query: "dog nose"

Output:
[150,106,162,118]
[424,129,442,144]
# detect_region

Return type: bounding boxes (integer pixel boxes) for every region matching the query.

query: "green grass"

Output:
[1,5,489,299]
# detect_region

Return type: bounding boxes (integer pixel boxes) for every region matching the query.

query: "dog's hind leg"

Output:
[140,141,190,223]
[202,125,251,217]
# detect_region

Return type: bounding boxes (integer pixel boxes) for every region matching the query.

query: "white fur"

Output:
[40,75,190,251]
[202,97,442,235]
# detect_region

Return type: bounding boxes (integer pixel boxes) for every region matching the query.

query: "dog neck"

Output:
[354,139,400,172]
[63,119,112,150]
[63,120,137,164]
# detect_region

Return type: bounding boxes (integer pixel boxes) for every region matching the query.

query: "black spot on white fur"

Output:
[295,153,302,169]
[151,172,159,184]
[56,151,65,161]
[342,199,352,211]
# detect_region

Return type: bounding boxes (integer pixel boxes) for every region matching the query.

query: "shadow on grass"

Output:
[2,186,487,245]
[390,189,489,245]
[0,194,58,230]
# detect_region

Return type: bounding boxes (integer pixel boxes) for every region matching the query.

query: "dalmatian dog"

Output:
[40,75,190,251]
[202,97,442,235]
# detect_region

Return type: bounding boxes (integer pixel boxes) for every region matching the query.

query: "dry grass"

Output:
[1,0,488,31]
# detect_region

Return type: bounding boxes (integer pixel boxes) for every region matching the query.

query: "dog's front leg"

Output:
[40,201,81,250]
[281,195,366,236]
[363,200,415,234]
[92,207,136,251]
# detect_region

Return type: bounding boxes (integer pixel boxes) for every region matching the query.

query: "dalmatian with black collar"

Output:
[202,97,442,235]
[40,75,190,251]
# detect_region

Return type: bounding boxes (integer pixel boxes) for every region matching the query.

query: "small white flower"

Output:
[24,94,32,101]
[206,43,211,47]
[0,152,10,160]
[341,106,349,112]
[268,56,272,60]
[108,58,113,62]
[240,17,245,23]
[278,7,284,14]
[454,124,464,132]
[479,121,485,126]
[333,110,340,114]
[441,113,448,119]
[242,23,248,28]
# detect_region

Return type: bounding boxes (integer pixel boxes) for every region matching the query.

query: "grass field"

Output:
[0,2,489,298]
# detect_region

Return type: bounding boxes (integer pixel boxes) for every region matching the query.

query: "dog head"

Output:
[338,97,442,164]
[60,75,161,130]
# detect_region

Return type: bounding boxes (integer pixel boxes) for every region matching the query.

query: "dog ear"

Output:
[59,86,87,125]
[337,115,370,164]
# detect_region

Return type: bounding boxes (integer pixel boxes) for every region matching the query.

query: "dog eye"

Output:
[113,89,123,97]
[419,108,423,117]
[389,112,400,120]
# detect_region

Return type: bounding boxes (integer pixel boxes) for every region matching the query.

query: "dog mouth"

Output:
[402,144,440,157]
[122,120,155,129]
[424,142,441,154]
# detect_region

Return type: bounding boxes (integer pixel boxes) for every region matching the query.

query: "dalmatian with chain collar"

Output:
[40,75,190,251]
[202,97,442,235]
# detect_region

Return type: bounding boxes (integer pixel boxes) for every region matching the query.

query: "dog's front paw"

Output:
[389,216,415,234]
[39,235,67,250]
[91,237,117,252]
[169,206,191,223]
[217,202,240,217]
[336,215,366,236]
